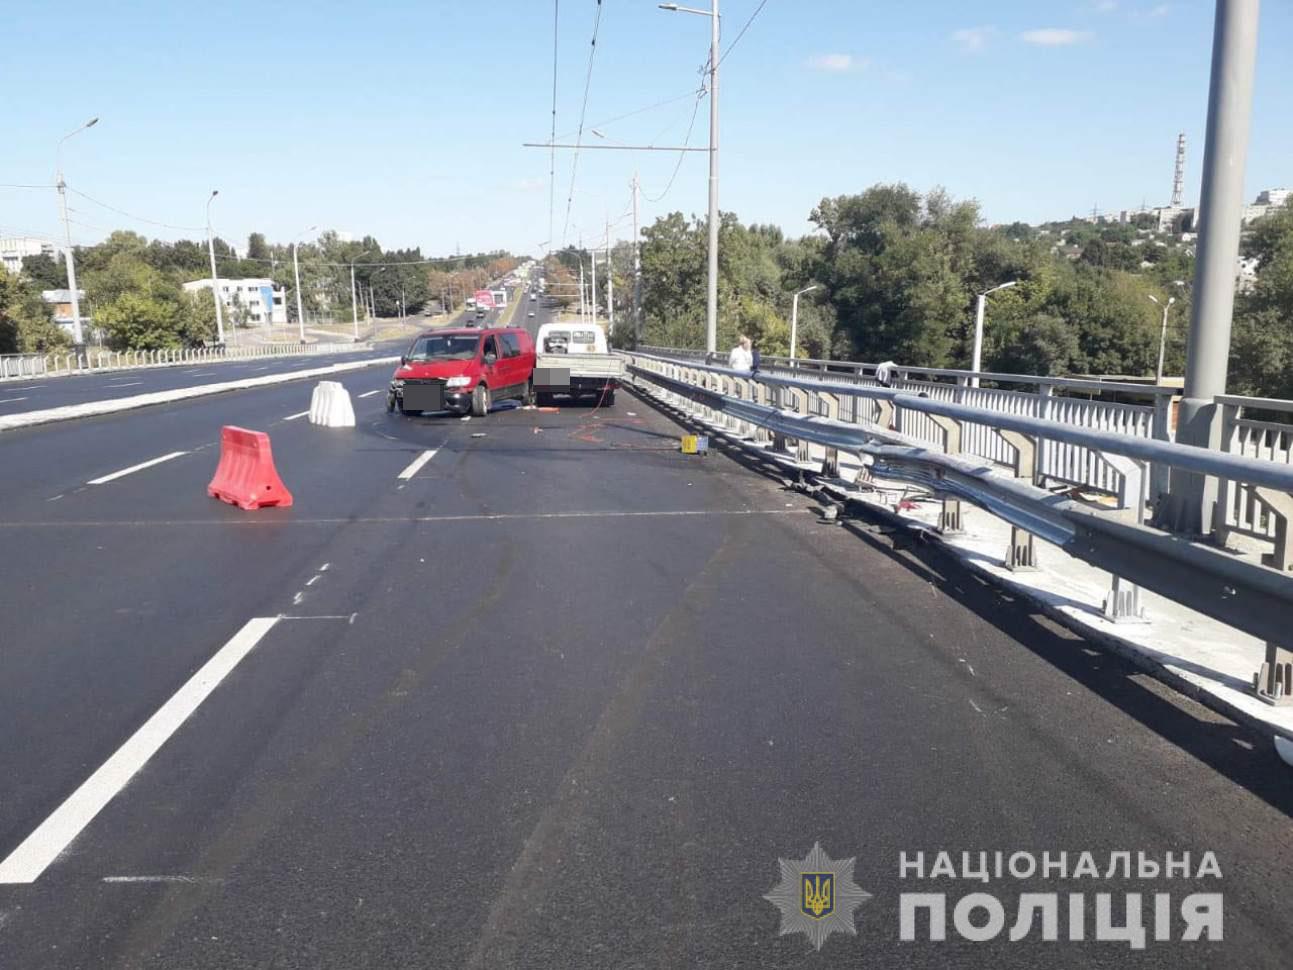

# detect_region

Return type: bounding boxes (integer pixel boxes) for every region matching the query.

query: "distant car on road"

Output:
[388,327,536,417]
[527,310,536,318]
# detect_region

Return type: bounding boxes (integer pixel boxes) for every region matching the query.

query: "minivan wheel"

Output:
[471,383,490,417]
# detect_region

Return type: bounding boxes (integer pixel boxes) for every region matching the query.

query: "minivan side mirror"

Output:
[484,351,497,365]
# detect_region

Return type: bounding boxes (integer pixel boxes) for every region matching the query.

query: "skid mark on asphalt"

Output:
[0,617,281,884]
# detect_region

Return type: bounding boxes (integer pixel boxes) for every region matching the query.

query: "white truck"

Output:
[532,322,625,406]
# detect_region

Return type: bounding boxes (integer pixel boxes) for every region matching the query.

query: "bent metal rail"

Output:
[622,350,1293,704]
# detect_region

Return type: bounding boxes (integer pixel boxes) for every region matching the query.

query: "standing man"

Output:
[728,335,753,372]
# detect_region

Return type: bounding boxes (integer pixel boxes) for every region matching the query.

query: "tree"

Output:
[95,292,185,350]
[21,252,67,289]
[247,232,270,261]
[0,272,69,353]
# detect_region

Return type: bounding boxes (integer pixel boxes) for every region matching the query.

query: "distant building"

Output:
[1241,188,1291,225]
[183,277,287,326]
[1,236,58,275]
[41,288,86,333]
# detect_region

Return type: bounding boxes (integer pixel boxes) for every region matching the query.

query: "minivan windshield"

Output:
[407,335,479,361]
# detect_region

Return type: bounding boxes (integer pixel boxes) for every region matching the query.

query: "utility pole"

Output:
[632,172,642,347]
[1164,0,1260,535]
[204,190,226,344]
[706,0,719,356]
[291,225,316,343]
[578,261,586,324]
[605,218,614,337]
[55,116,97,346]
[590,247,598,325]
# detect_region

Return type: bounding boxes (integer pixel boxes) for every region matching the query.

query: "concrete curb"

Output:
[0,357,399,434]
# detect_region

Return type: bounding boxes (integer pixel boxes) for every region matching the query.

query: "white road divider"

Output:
[308,380,356,428]
[0,357,399,434]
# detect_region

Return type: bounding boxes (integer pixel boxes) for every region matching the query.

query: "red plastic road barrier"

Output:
[207,425,293,510]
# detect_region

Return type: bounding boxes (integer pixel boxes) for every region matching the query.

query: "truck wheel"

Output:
[523,380,536,406]
[602,390,616,407]
[471,383,490,417]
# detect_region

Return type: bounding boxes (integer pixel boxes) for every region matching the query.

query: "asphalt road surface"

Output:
[0,327,1289,967]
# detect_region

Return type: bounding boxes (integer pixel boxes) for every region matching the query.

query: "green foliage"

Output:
[0,272,70,353]
[95,291,185,350]
[21,252,67,289]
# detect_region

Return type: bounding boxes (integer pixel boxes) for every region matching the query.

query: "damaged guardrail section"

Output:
[623,350,1293,708]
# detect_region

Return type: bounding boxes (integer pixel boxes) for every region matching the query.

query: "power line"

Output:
[642,81,707,204]
[66,186,204,231]
[718,0,772,67]
[0,183,56,190]
[553,88,701,142]
[561,0,606,244]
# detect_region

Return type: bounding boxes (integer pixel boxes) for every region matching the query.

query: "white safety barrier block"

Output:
[308,380,356,428]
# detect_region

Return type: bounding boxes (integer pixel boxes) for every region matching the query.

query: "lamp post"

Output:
[205,190,226,344]
[55,116,98,345]
[349,250,374,341]
[291,225,317,343]
[790,284,819,362]
[660,1,719,354]
[970,280,1018,387]
[1148,294,1176,385]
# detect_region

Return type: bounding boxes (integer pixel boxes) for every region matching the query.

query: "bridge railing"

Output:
[623,349,1293,705]
[1216,395,1293,559]
[640,346,1177,502]
[0,341,371,382]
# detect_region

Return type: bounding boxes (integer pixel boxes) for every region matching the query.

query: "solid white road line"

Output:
[0,617,280,884]
[105,381,143,388]
[283,410,310,420]
[397,449,438,480]
[357,389,382,398]
[0,397,28,404]
[87,451,188,485]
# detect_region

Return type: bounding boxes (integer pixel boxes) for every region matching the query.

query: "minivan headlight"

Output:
[445,376,472,388]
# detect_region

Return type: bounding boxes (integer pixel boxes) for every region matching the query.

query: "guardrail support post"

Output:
[927,414,964,534]
[1254,643,1293,706]
[996,429,1039,570]
[818,392,841,476]
[1252,487,1293,573]
[1096,452,1149,622]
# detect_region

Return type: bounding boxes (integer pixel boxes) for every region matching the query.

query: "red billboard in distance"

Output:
[474,290,496,310]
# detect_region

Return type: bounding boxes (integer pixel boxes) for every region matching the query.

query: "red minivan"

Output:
[387,327,536,417]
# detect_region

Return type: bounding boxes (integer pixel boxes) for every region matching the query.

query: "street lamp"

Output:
[790,284,820,362]
[660,0,719,355]
[970,280,1018,387]
[1148,294,1177,385]
[55,116,98,346]
[205,190,226,345]
[291,225,317,343]
[349,250,374,341]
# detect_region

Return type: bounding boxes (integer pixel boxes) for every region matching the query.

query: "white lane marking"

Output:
[87,451,188,485]
[292,591,304,605]
[47,494,64,502]
[397,449,438,480]
[0,617,280,884]
[357,389,382,398]
[10,384,46,390]
[251,366,269,372]
[283,410,310,420]
[0,397,28,404]
[105,381,143,388]
[319,563,330,571]
[102,875,217,884]
[304,574,322,587]
[188,371,216,377]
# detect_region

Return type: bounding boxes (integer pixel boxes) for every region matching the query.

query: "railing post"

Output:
[996,429,1039,570]
[1254,642,1293,706]
[819,392,840,477]
[1252,487,1293,573]
[1150,392,1174,505]
[926,414,963,534]
[1210,400,1240,545]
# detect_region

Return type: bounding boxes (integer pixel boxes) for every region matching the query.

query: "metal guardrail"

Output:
[624,350,1293,706]
[0,342,371,382]
[640,346,1175,501]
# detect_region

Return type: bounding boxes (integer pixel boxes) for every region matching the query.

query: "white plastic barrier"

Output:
[308,380,356,428]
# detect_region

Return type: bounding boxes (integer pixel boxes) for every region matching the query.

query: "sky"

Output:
[3,0,1291,260]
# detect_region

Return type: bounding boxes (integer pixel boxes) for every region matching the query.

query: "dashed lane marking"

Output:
[357,389,383,398]
[397,449,438,480]
[105,381,143,388]
[0,509,807,528]
[0,397,28,404]
[86,451,188,485]
[284,410,310,420]
[0,617,280,884]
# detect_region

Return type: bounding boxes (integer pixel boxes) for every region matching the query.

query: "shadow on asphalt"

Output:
[629,386,1293,820]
